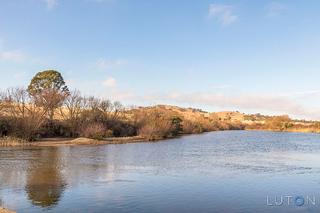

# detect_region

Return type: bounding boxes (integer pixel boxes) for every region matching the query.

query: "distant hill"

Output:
[129,104,320,133]
[137,105,247,123]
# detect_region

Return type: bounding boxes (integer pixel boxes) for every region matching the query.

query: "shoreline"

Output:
[0,136,147,147]
[245,128,320,134]
[29,136,147,147]
[1,129,320,147]
[0,131,210,147]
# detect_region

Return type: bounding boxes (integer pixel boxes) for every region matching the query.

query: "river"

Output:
[1,131,320,212]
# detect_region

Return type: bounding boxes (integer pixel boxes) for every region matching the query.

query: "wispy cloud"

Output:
[44,0,57,10]
[0,49,26,63]
[102,77,116,87]
[280,90,320,98]
[210,84,232,90]
[208,4,238,26]
[137,91,320,120]
[70,78,320,120]
[0,38,43,64]
[96,58,127,70]
[266,2,286,17]
[102,89,137,102]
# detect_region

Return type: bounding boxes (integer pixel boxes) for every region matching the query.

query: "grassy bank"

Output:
[0,136,145,147]
[246,127,320,134]
[3,127,320,147]
[0,137,30,146]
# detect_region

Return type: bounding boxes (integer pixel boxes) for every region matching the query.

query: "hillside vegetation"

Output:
[0,70,319,144]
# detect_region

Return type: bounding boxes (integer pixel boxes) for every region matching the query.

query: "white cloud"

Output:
[208,4,238,26]
[0,38,42,64]
[102,89,137,102]
[138,91,320,120]
[102,77,116,87]
[281,90,320,98]
[88,88,319,119]
[44,0,57,10]
[64,79,320,120]
[97,58,127,70]
[0,49,26,63]
[266,2,286,17]
[210,84,232,90]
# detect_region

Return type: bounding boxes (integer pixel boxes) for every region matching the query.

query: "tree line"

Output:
[0,70,245,142]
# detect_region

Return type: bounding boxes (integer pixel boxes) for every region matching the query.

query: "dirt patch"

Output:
[69,137,102,145]
[28,136,147,147]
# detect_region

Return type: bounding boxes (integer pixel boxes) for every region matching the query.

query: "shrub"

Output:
[105,129,113,137]
[137,109,182,140]
[111,121,137,137]
[39,120,72,138]
[9,117,41,141]
[170,116,183,136]
[265,115,291,130]
[82,123,106,140]
[182,120,203,134]
[0,117,10,137]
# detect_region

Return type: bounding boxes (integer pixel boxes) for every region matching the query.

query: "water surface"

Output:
[1,131,320,212]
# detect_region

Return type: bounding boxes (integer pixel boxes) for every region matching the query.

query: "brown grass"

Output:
[0,137,30,146]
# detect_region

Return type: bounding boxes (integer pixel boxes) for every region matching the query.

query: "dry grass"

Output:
[286,128,320,133]
[0,137,30,146]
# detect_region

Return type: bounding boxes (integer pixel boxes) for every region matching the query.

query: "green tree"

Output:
[27,70,69,121]
[170,116,183,136]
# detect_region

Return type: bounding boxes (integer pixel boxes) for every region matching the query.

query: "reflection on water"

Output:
[25,148,66,208]
[2,131,320,212]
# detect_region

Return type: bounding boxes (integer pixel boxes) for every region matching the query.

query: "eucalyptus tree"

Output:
[27,70,69,121]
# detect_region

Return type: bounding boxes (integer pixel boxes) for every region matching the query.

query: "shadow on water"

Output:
[24,148,67,209]
[3,131,320,212]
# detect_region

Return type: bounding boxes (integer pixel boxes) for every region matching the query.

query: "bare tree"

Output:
[59,90,87,136]
[1,88,46,141]
[112,101,125,121]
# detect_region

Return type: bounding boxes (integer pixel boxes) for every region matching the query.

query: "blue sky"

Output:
[1,0,320,119]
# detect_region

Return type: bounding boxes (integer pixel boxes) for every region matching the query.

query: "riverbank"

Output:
[0,137,32,146]
[245,127,320,134]
[0,207,15,213]
[0,136,147,147]
[34,136,147,146]
[1,128,320,147]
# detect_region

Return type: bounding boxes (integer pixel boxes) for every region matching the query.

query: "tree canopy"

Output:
[27,70,69,95]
